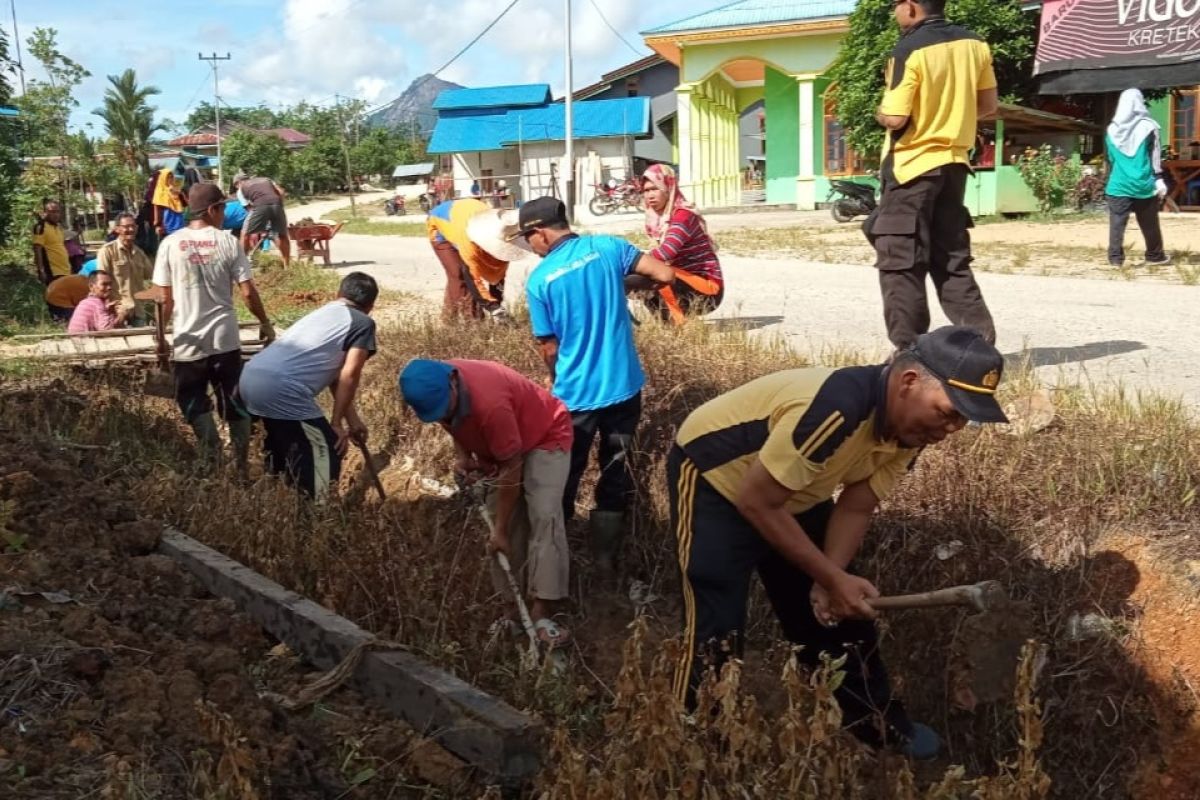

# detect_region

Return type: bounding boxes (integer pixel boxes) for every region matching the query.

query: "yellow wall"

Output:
[680,33,844,83]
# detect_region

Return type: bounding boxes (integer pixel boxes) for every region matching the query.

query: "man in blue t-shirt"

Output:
[222,187,249,239]
[515,197,674,572]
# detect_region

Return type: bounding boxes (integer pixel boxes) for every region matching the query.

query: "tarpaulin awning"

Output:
[1035,0,1200,94]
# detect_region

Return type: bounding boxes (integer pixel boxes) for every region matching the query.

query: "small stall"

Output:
[1163,141,1200,210]
[965,103,1098,216]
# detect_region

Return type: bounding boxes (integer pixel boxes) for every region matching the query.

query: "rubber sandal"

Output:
[533,618,571,650]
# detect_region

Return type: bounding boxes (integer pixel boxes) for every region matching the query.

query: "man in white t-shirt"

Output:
[152,182,275,468]
[239,272,378,500]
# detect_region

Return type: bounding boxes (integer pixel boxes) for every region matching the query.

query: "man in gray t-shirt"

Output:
[239,272,379,500]
[153,182,274,469]
[234,171,291,267]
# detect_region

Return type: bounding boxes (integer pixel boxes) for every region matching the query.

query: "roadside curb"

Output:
[158,527,542,786]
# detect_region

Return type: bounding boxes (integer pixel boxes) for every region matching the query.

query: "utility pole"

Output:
[9,0,25,94]
[198,52,231,188]
[563,0,575,222]
[334,94,357,218]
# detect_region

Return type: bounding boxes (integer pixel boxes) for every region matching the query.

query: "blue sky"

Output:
[9,0,701,135]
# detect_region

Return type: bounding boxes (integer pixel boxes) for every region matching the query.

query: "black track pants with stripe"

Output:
[261,416,341,501]
[667,445,913,747]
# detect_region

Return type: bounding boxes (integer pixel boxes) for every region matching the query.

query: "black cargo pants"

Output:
[865,163,995,350]
[667,446,912,748]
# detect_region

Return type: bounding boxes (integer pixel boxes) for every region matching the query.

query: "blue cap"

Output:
[399,359,455,422]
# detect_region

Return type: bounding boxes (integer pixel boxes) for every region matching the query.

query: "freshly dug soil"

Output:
[0,425,465,798]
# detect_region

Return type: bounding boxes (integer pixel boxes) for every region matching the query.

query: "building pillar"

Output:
[797,78,817,210]
[697,96,711,207]
[676,86,695,199]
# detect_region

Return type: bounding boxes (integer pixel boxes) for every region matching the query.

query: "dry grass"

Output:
[0,311,1197,797]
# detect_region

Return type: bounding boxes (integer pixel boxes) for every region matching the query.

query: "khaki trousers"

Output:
[487,448,571,602]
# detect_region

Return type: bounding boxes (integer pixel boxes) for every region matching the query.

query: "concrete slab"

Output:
[158,528,542,785]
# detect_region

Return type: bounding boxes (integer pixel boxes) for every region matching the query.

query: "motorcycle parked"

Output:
[384,195,407,216]
[588,178,643,216]
[827,179,878,223]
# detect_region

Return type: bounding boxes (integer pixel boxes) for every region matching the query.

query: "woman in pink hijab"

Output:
[639,164,723,324]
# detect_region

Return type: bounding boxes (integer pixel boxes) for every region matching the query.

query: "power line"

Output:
[198,52,232,187]
[356,0,523,121]
[172,0,523,138]
[586,0,643,59]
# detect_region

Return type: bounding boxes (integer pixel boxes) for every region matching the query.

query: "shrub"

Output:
[1016,145,1083,213]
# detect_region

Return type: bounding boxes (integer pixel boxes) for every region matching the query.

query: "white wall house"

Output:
[427,84,650,217]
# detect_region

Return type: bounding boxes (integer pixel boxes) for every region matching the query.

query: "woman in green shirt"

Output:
[1105,88,1169,268]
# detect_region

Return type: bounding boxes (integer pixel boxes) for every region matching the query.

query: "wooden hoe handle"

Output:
[868,581,1005,612]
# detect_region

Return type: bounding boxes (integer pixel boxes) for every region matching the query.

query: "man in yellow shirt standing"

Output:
[868,0,998,351]
[32,200,72,285]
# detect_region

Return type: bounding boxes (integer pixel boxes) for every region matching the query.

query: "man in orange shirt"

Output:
[426,198,527,321]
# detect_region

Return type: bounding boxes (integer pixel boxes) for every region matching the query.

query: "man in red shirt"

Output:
[399,358,574,647]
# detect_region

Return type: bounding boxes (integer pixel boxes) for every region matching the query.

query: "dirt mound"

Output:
[0,427,462,798]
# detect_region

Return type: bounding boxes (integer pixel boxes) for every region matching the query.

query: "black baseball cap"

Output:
[510,196,568,240]
[910,326,1008,424]
[188,182,227,215]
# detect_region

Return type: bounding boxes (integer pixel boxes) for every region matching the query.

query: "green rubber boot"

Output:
[188,412,221,458]
[589,510,625,575]
[228,417,253,478]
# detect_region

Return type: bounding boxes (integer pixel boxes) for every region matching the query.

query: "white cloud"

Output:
[238,0,399,106]
[63,0,697,133]
[353,76,389,104]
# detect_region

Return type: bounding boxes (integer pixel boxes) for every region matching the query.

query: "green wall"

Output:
[764,66,799,203]
[812,77,832,178]
[1148,95,1171,135]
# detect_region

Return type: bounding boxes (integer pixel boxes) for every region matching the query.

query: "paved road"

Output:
[286,199,1200,406]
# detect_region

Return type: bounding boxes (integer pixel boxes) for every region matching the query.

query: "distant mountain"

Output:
[367,74,463,132]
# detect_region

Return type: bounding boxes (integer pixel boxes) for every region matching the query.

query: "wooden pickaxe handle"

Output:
[868,581,1005,613]
[352,436,386,500]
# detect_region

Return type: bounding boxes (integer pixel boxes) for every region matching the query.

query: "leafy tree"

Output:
[221,128,291,182]
[351,127,410,179]
[0,26,20,247]
[292,136,342,193]
[15,28,89,157]
[183,101,281,134]
[826,0,1037,163]
[93,69,164,173]
[0,25,11,101]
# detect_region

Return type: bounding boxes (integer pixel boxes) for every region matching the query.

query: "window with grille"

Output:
[1172,89,1198,154]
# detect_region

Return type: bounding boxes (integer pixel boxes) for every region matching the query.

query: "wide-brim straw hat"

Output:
[466,208,530,262]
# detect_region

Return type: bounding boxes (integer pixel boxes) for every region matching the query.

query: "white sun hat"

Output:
[466,207,530,262]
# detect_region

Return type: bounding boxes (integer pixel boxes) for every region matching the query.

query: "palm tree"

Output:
[93,69,164,173]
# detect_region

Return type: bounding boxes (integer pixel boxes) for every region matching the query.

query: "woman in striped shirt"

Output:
[640,164,724,325]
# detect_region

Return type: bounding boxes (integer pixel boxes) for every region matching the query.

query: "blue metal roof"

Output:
[0,105,20,118]
[432,84,553,111]
[427,109,511,153]
[428,97,650,154]
[643,0,855,35]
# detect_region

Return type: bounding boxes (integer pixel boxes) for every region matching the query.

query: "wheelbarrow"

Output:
[288,221,345,266]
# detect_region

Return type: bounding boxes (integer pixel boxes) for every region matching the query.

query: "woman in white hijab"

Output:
[1104,88,1169,268]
